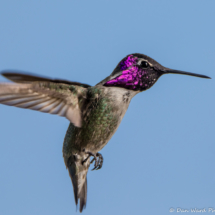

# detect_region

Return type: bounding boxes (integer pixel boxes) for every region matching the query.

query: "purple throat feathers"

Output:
[104,55,149,90]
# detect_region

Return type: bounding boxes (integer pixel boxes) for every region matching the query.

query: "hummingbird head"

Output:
[101,53,211,91]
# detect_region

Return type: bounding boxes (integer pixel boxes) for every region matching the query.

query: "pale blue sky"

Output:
[0,1,214,215]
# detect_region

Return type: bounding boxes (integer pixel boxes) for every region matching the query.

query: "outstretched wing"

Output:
[0,80,88,127]
[1,70,91,88]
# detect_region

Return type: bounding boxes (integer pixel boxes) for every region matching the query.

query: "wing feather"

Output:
[0,82,88,127]
[1,71,91,88]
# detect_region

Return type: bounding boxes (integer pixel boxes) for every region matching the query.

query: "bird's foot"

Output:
[82,151,103,171]
[91,153,103,170]
[82,151,98,168]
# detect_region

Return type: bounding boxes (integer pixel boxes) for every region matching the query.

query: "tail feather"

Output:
[67,158,89,212]
[79,178,87,212]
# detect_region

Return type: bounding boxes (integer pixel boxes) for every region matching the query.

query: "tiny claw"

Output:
[82,155,90,165]
[91,159,98,171]
[82,151,104,170]
[95,160,103,170]
[82,151,97,166]
[90,158,95,164]
[96,165,102,170]
[95,152,103,170]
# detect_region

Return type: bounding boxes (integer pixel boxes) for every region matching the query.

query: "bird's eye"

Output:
[140,61,149,68]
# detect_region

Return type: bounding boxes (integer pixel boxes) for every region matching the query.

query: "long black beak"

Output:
[163,69,211,79]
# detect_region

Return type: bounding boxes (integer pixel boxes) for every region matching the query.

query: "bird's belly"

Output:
[63,108,121,155]
[63,101,128,162]
[77,114,120,152]
[62,87,133,163]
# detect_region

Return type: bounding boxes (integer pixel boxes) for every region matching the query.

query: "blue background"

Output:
[0,1,214,214]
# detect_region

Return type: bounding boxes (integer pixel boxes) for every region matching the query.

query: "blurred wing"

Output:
[1,71,91,88]
[0,82,88,127]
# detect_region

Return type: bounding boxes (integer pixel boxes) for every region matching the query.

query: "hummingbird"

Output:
[0,53,211,212]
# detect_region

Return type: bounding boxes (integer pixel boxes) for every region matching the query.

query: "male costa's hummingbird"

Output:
[0,53,211,212]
